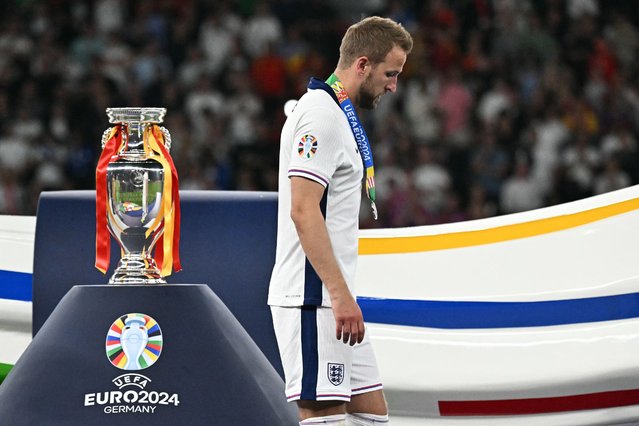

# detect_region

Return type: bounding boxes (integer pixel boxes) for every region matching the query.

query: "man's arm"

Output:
[290,176,365,346]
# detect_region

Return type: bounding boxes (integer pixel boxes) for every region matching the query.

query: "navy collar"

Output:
[307,77,340,105]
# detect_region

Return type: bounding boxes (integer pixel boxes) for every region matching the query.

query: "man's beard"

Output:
[357,75,382,110]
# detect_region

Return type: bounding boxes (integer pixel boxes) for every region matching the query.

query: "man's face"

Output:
[357,45,407,110]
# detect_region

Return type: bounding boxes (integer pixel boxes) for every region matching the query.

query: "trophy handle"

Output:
[101,127,115,149]
[159,126,171,151]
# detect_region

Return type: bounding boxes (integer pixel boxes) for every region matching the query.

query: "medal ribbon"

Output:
[95,125,124,273]
[310,74,377,219]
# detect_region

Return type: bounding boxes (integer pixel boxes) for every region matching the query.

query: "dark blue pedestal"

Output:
[33,190,284,378]
[0,284,297,425]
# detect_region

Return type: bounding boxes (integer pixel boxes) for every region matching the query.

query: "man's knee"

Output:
[346,413,389,425]
[299,414,347,425]
[297,399,346,423]
[347,390,387,416]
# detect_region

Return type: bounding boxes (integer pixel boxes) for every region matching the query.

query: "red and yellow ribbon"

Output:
[145,125,182,276]
[95,125,124,273]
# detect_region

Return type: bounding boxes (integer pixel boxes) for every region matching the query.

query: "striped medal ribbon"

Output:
[324,74,378,220]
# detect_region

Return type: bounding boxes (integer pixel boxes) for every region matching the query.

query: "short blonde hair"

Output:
[337,16,413,69]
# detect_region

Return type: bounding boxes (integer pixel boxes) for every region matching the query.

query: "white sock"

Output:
[346,412,390,425]
[300,414,347,425]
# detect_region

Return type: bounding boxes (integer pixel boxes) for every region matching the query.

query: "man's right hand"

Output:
[331,290,365,346]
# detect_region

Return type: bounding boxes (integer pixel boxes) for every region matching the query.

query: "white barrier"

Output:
[357,186,639,423]
[0,215,35,367]
[2,187,639,423]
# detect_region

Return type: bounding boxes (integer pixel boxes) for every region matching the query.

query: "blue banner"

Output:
[0,270,32,301]
[358,292,639,329]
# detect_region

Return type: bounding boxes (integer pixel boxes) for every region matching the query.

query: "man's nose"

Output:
[386,77,398,93]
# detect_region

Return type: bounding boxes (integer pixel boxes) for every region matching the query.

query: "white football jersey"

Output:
[268,88,363,307]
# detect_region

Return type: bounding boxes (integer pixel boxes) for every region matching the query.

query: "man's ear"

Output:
[355,56,370,77]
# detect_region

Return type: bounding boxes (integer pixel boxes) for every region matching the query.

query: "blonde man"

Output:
[269,16,413,425]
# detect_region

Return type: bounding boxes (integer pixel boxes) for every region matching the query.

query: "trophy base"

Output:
[108,273,166,285]
[108,254,166,285]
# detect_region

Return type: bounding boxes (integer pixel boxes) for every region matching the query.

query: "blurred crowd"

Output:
[0,0,638,229]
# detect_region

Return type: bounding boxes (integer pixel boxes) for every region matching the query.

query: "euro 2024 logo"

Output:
[84,313,179,414]
[298,134,318,160]
[106,313,162,370]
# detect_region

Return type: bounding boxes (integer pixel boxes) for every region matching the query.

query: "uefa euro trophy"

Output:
[95,107,181,284]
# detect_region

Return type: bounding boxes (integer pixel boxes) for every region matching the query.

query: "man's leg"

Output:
[346,329,388,425]
[298,400,346,424]
[347,390,387,415]
[345,413,389,425]
[345,390,389,424]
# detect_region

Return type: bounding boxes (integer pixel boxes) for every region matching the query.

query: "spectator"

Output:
[100,32,133,92]
[436,66,473,149]
[249,41,287,111]
[561,131,601,198]
[530,102,570,194]
[384,181,432,228]
[0,170,25,215]
[412,145,451,214]
[500,155,545,214]
[466,183,496,220]
[600,122,639,180]
[177,46,207,90]
[477,77,516,127]
[184,75,225,144]
[242,1,282,59]
[374,147,409,205]
[403,67,441,144]
[225,72,263,147]
[199,11,236,78]
[604,12,639,72]
[132,40,172,89]
[469,129,510,201]
[594,157,631,195]
[94,0,125,35]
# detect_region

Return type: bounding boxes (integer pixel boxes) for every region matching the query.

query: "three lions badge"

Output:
[328,363,344,386]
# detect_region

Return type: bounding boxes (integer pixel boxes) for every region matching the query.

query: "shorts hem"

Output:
[287,393,352,403]
[351,383,383,395]
[268,299,327,307]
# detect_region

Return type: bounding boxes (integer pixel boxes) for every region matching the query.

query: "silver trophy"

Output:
[101,107,173,284]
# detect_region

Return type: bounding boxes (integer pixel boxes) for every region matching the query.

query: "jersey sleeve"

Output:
[287,107,343,188]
